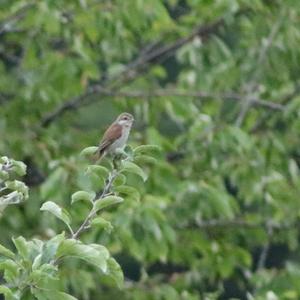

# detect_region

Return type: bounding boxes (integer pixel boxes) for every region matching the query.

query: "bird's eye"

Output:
[123,117,128,120]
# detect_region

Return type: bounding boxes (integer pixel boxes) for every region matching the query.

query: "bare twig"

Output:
[41,85,102,127]
[110,19,224,87]
[71,207,94,239]
[0,3,35,35]
[100,89,284,110]
[182,218,288,230]
[251,83,300,133]
[256,222,273,270]
[41,19,224,127]
[41,87,283,128]
[71,167,119,239]
[235,11,286,127]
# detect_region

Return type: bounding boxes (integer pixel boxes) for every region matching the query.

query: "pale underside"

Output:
[97,124,131,159]
[107,125,130,153]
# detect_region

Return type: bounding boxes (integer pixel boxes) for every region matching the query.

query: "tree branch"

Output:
[41,88,284,128]
[235,11,286,127]
[109,19,224,87]
[256,222,273,271]
[0,3,35,36]
[99,89,284,111]
[41,87,284,128]
[182,219,289,230]
[41,19,224,128]
[251,83,300,133]
[41,85,102,127]
[71,168,119,239]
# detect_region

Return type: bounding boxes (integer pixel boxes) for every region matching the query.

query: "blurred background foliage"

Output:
[1,0,300,299]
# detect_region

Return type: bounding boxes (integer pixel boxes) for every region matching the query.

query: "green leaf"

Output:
[5,180,28,199]
[71,191,95,204]
[80,146,98,157]
[86,165,109,180]
[40,201,71,227]
[114,185,140,202]
[200,182,235,219]
[288,159,299,185]
[227,126,253,151]
[32,289,77,300]
[0,285,17,300]
[29,267,59,290]
[133,145,160,155]
[124,145,133,156]
[41,233,65,264]
[38,263,58,278]
[91,217,113,232]
[134,155,157,165]
[12,236,29,260]
[94,196,123,211]
[0,169,9,180]
[85,172,106,191]
[0,157,8,164]
[40,167,67,200]
[32,253,42,270]
[0,191,25,209]
[0,244,15,259]
[27,240,43,263]
[113,173,126,186]
[11,160,27,176]
[107,257,124,288]
[56,239,109,273]
[0,259,19,283]
[121,161,148,182]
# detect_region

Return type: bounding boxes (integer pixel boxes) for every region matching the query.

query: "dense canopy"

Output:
[1,1,300,299]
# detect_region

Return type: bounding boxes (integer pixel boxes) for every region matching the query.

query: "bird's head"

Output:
[116,112,134,128]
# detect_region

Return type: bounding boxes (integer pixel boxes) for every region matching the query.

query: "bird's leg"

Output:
[115,147,127,156]
[113,148,128,168]
[112,156,119,169]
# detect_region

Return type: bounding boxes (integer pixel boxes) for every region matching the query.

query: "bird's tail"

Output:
[93,148,106,163]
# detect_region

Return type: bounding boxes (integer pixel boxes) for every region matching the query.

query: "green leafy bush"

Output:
[0,146,156,299]
[1,0,300,299]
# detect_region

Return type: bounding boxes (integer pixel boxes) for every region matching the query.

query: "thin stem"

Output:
[66,223,74,236]
[235,10,286,127]
[71,167,119,239]
[71,208,95,239]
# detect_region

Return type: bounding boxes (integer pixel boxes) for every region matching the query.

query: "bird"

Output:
[95,112,134,160]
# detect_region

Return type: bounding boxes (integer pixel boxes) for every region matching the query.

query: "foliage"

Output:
[0,146,155,299]
[0,157,28,215]
[1,0,300,299]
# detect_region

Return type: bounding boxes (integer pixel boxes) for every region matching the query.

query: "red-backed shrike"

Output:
[96,112,134,160]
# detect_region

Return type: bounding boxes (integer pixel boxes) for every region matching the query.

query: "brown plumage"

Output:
[95,112,134,160]
[97,123,122,158]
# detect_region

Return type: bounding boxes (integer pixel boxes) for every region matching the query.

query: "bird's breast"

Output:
[109,126,130,152]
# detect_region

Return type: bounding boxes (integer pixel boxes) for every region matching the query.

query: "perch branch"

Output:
[71,167,119,239]
[41,19,224,127]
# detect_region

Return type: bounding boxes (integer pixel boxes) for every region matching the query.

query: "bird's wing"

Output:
[98,123,122,153]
